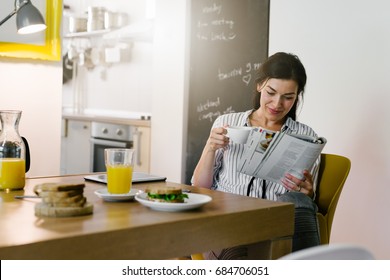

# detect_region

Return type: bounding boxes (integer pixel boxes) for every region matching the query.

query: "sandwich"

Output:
[145,186,189,203]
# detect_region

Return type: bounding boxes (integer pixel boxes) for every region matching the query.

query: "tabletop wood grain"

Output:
[0,174,294,260]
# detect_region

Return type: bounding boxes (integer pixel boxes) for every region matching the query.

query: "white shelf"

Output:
[64,29,111,38]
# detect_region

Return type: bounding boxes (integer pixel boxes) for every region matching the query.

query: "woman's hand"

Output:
[206,126,230,152]
[281,170,314,198]
[193,126,229,189]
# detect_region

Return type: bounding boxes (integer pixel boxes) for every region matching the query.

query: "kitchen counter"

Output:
[62,112,151,127]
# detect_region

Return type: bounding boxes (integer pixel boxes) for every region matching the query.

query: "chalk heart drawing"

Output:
[242,74,251,86]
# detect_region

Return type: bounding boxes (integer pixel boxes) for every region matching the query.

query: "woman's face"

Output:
[257,78,299,123]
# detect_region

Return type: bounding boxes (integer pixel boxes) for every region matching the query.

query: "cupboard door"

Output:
[133,126,150,173]
[61,120,91,174]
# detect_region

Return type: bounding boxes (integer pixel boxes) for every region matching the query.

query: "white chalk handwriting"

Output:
[202,3,222,15]
[197,97,236,123]
[217,62,262,86]
[199,111,222,123]
[196,21,236,42]
[211,32,236,41]
[198,107,236,123]
[197,4,236,42]
[211,18,234,29]
[218,67,242,81]
[197,97,221,113]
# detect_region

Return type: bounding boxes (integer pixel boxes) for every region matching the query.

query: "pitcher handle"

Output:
[22,137,30,172]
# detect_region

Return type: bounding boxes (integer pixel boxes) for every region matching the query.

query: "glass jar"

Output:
[87,6,106,32]
[0,110,26,191]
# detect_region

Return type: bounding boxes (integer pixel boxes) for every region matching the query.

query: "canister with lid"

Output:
[87,7,106,32]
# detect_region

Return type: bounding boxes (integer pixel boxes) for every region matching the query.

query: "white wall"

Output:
[0,60,62,177]
[150,0,189,183]
[269,0,390,259]
[0,2,61,177]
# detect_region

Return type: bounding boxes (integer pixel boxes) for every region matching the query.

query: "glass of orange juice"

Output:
[104,149,135,194]
[0,158,26,191]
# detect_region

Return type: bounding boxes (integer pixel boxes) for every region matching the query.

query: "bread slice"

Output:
[38,189,84,198]
[35,202,93,217]
[34,183,85,193]
[145,186,182,195]
[42,194,84,203]
[43,197,87,208]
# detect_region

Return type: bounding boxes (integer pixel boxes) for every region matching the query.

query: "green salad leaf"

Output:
[147,193,189,202]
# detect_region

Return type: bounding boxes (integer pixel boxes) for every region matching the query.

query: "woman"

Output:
[192,52,321,259]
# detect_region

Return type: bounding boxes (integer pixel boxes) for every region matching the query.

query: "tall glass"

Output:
[104,148,134,194]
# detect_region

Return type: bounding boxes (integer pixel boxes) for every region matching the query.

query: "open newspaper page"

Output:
[238,129,326,184]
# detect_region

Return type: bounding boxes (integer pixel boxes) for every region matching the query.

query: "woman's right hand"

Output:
[206,126,230,152]
[193,126,229,188]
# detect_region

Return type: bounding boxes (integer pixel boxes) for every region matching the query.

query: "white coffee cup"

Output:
[226,126,252,144]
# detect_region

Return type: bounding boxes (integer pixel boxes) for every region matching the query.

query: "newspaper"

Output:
[238,128,326,184]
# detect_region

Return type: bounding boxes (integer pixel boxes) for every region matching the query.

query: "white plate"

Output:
[94,188,142,202]
[135,192,212,212]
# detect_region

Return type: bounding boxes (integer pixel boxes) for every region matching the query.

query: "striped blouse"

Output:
[211,110,321,201]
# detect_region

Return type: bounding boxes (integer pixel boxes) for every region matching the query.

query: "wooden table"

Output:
[0,174,294,260]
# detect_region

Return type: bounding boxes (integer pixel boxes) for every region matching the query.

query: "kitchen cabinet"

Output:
[60,119,91,174]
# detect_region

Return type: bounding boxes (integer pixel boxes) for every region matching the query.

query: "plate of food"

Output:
[94,188,142,202]
[135,186,212,212]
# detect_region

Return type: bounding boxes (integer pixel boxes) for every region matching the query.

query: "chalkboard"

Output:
[185,0,270,184]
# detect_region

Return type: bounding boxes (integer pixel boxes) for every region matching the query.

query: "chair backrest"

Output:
[279,244,375,260]
[315,153,351,243]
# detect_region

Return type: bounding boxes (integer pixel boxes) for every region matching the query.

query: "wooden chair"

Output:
[191,153,351,259]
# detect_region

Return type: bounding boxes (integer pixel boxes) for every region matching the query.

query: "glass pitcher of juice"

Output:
[0,110,26,191]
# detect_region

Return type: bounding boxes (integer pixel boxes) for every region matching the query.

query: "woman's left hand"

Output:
[281,170,314,198]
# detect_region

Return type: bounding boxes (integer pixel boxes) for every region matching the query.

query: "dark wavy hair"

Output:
[253,52,307,121]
